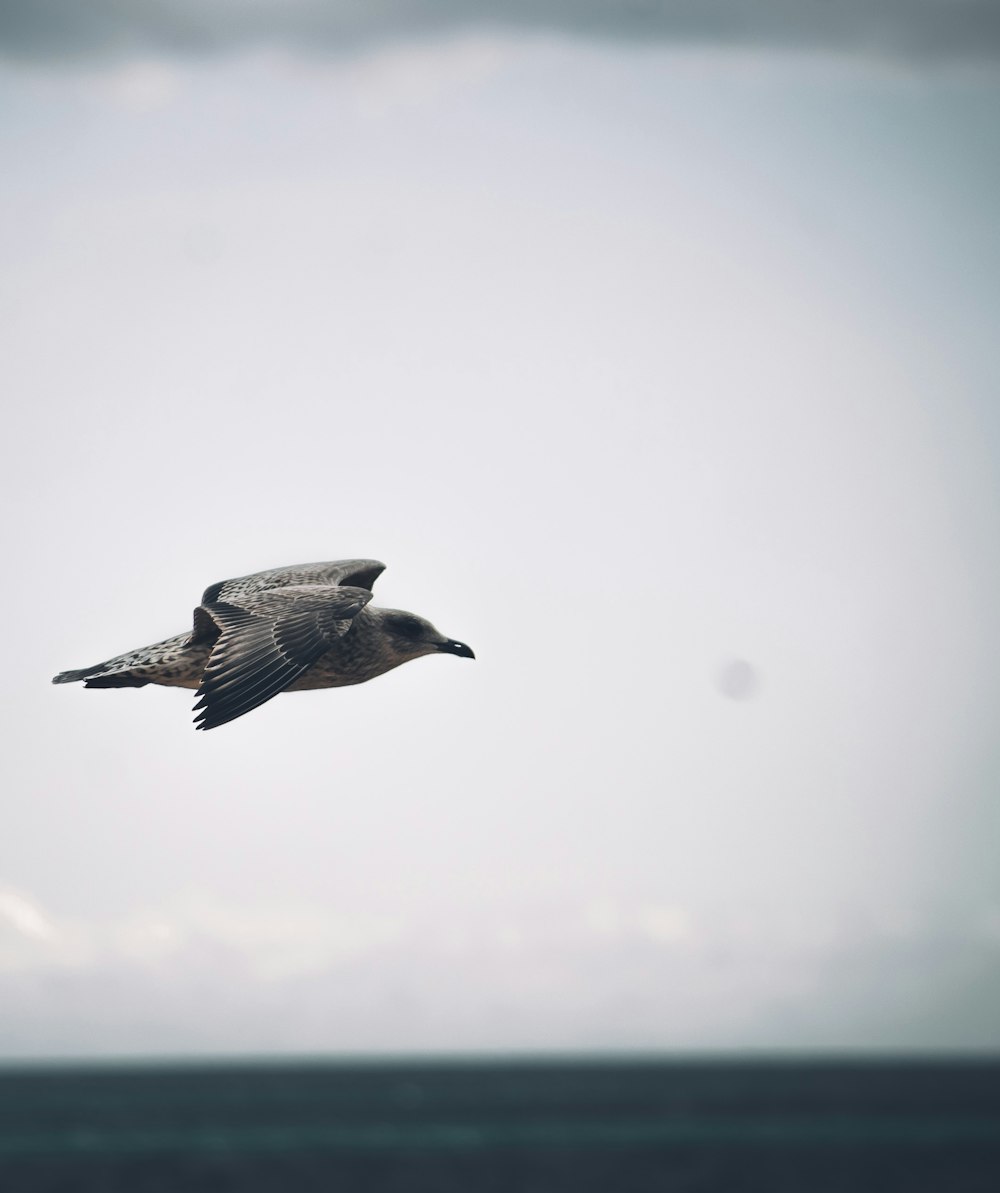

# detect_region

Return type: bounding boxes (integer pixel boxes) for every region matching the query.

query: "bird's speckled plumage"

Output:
[53,559,474,730]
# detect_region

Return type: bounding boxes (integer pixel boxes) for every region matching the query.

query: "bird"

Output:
[52,559,474,730]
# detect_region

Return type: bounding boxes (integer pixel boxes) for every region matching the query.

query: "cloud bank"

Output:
[1,0,998,64]
[3,886,999,1056]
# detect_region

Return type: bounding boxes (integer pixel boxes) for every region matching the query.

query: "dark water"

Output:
[0,1058,998,1192]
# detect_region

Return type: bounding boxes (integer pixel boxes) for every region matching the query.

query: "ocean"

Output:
[0,1058,997,1191]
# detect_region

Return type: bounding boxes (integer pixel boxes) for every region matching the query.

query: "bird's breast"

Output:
[285,624,399,691]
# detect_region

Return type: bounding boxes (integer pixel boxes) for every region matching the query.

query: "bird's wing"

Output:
[200,559,386,606]
[192,585,372,730]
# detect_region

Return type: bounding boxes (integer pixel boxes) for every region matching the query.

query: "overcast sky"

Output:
[4,0,1000,63]
[2,4,999,1058]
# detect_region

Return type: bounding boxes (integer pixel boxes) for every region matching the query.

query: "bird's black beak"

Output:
[439,639,475,659]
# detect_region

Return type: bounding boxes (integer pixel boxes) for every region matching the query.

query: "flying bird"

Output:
[53,559,474,730]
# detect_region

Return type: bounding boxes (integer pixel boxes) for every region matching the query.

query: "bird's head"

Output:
[381,610,475,662]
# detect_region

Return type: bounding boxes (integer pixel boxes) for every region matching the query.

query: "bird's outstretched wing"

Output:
[200,559,386,607]
[193,585,372,730]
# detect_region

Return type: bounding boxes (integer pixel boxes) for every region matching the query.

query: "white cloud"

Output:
[175,899,406,980]
[1,894,998,1055]
[98,59,181,109]
[338,34,515,116]
[637,904,693,944]
[112,917,184,965]
[0,888,54,941]
[0,887,94,974]
[0,889,406,981]
[583,899,621,936]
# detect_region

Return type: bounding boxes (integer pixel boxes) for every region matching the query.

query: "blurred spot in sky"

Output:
[716,659,760,701]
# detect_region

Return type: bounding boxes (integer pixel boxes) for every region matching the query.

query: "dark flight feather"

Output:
[193,587,372,730]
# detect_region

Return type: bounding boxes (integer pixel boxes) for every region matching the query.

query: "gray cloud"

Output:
[3,884,999,1056]
[1,0,999,64]
[4,906,998,1057]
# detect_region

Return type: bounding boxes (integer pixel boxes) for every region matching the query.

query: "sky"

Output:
[2,1,999,1058]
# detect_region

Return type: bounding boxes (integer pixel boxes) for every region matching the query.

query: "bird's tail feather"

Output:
[52,629,194,688]
[83,672,150,688]
[52,663,150,688]
[52,664,106,684]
